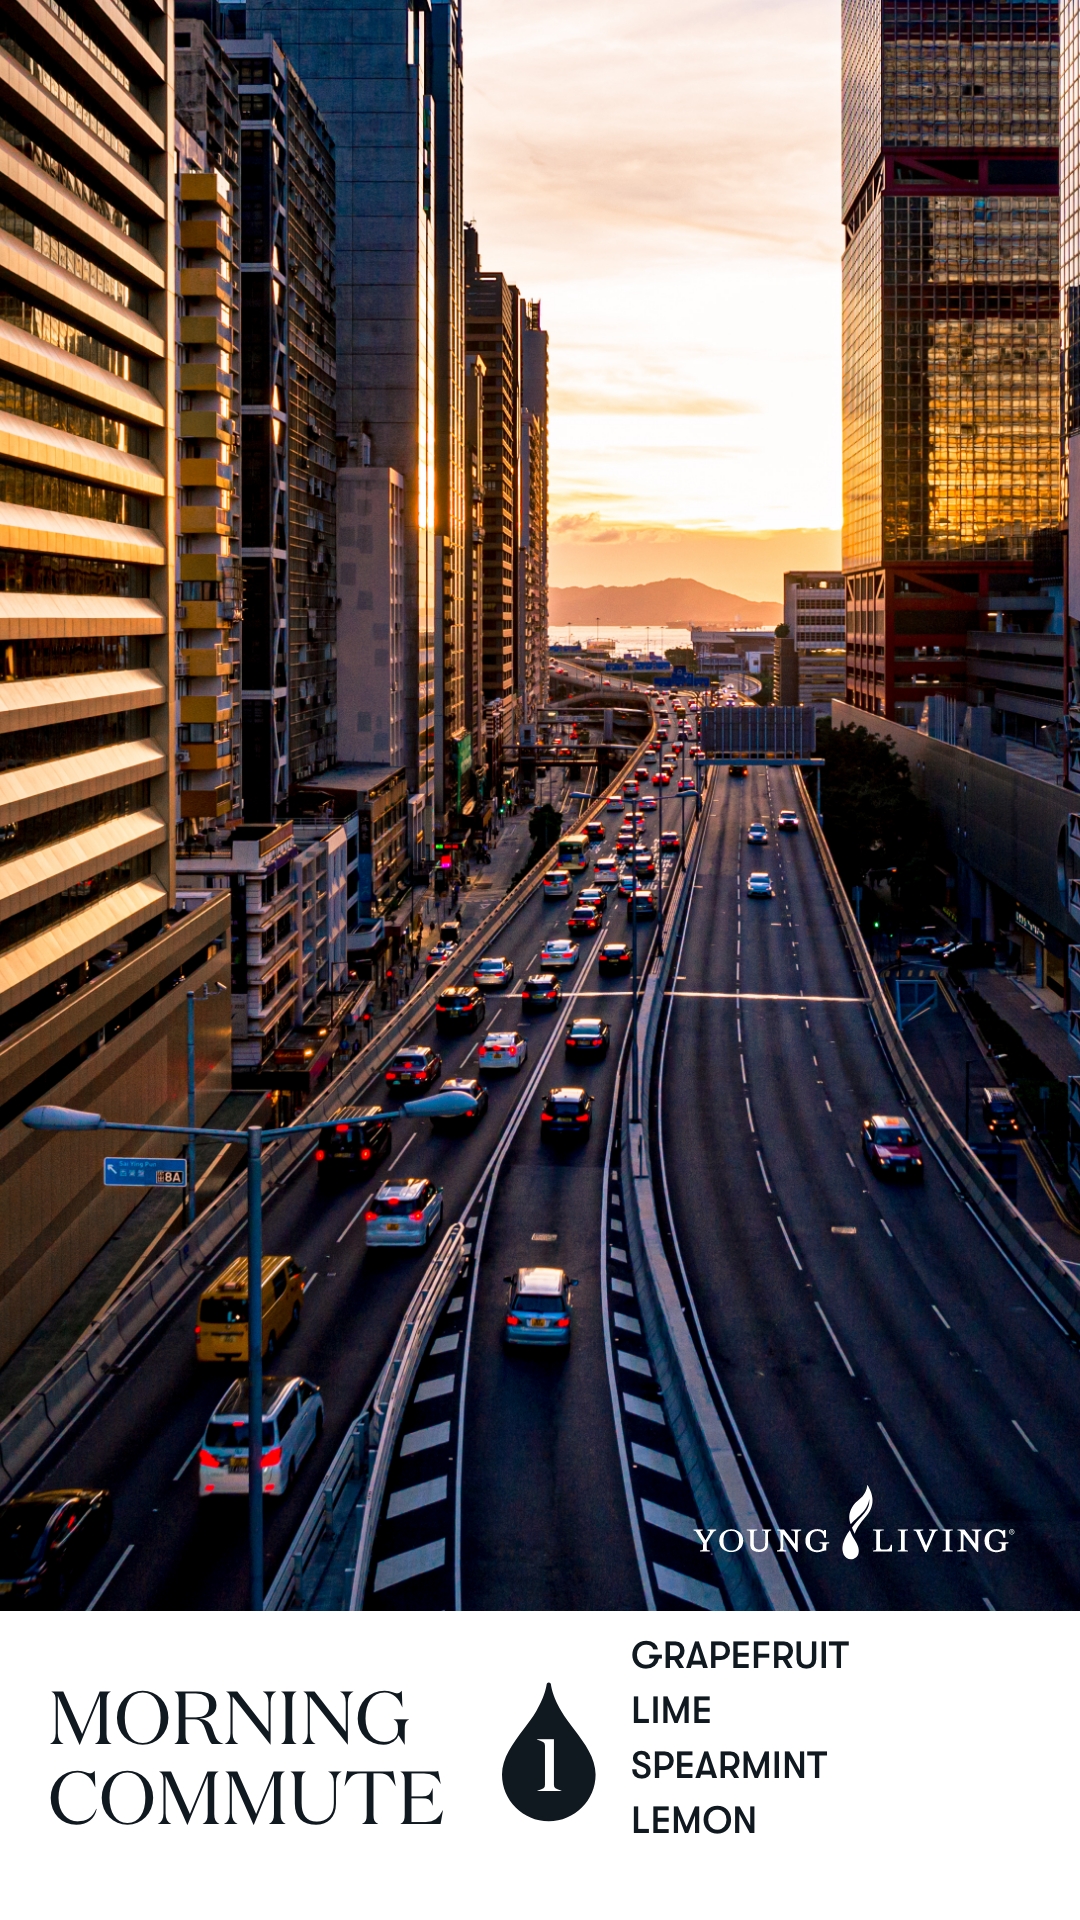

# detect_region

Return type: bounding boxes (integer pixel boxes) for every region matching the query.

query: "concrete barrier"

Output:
[795,766,1080,1339]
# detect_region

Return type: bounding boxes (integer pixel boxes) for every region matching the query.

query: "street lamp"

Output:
[187,980,228,1226]
[629,887,640,1123]
[23,1086,478,1609]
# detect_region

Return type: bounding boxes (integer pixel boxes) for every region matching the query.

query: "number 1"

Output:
[538,1737,559,1792]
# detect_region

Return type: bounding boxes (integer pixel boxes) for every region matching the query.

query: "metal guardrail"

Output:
[795,767,1080,1339]
[263,1406,372,1612]
[618,778,798,1610]
[347,1225,467,1611]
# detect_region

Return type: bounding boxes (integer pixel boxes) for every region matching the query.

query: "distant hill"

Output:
[549,578,782,628]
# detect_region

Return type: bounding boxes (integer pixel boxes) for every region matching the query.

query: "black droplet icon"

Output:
[502,1683,595,1821]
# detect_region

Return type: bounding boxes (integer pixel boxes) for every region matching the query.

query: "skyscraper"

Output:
[520,300,549,723]
[1062,0,1080,754]
[238,0,455,859]
[465,225,518,740]
[841,0,1060,721]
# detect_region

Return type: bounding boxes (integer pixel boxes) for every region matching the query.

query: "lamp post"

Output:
[23,1086,477,1609]
[629,887,640,1124]
[186,980,228,1226]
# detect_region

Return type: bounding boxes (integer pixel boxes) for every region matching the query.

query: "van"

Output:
[195,1255,304,1363]
[440,916,462,944]
[198,1375,324,1498]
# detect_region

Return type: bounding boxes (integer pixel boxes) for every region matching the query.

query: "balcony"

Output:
[180,171,231,214]
[1070,1076,1080,1129]
[179,601,237,631]
[1069,879,1080,928]
[179,219,232,257]
[1070,815,1080,863]
[179,267,231,302]
[183,741,232,771]
[179,364,232,396]
[179,410,235,443]
[1070,946,1080,998]
[180,692,232,724]
[180,645,232,676]
[180,506,231,534]
[180,316,232,348]
[1070,1010,1080,1059]
[180,784,232,819]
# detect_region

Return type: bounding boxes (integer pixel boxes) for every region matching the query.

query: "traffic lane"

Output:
[49,878,597,1608]
[460,991,644,1610]
[736,792,1080,1603]
[659,806,968,1605]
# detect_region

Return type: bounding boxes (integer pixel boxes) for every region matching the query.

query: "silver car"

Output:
[198,1375,323,1498]
[364,1177,444,1247]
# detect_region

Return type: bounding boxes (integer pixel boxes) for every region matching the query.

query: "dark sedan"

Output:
[598,941,633,975]
[385,1045,442,1089]
[565,1016,610,1060]
[435,985,485,1036]
[522,972,561,1010]
[0,1489,112,1607]
[429,1076,488,1131]
[540,1086,594,1143]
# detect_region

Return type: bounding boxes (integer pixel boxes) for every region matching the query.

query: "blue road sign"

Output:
[103,1156,188,1188]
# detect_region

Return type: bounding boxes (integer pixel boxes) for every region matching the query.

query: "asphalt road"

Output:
[35,773,672,1611]
[655,765,1080,1610]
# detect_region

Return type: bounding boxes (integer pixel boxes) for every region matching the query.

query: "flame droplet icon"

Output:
[501,1683,596,1821]
[842,1485,873,1559]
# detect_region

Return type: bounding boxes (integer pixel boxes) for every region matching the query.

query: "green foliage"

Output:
[664,647,696,669]
[752,664,773,707]
[509,802,564,888]
[774,623,790,639]
[816,720,943,915]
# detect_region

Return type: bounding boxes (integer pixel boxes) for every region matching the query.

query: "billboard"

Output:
[700,705,817,760]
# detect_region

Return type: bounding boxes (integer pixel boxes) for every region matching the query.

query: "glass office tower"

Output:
[842,0,1060,720]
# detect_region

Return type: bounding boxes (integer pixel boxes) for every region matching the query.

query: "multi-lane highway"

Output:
[654,764,1080,1609]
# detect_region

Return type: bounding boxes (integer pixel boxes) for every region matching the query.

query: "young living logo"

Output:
[695,1487,1013,1558]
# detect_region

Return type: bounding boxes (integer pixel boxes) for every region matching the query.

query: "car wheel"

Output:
[266,1329,277,1358]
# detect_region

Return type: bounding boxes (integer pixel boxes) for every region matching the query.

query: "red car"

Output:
[385,1046,442,1089]
[861,1115,924,1181]
[567,906,601,933]
[651,770,671,786]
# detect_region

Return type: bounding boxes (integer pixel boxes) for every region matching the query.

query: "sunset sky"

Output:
[464,0,843,600]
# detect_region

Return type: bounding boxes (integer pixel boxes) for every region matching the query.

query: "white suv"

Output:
[364,1178,444,1247]
[198,1375,323,1499]
[477,1029,528,1072]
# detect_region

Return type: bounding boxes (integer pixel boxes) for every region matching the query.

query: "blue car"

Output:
[503,1267,579,1347]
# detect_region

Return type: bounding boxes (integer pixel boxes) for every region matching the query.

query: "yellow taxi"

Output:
[195,1255,304,1363]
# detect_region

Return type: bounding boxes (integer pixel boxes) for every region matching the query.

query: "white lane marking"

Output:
[304,1270,319,1292]
[401,1421,451,1456]
[745,1097,754,1130]
[756,1150,772,1193]
[778,1217,803,1271]
[531,1231,558,1241]
[880,1218,893,1238]
[611,1276,635,1297]
[814,1299,855,1378]
[642,1500,701,1542]
[86,1543,133,1611]
[832,1225,856,1236]
[466,1215,479,1226]
[668,992,867,1002]
[653,1564,724,1610]
[386,1476,448,1519]
[610,1245,628,1263]
[335,1130,419,1243]
[618,1350,652,1377]
[740,1054,747,1084]
[876,1421,945,1529]
[430,1333,460,1355]
[632,1443,680,1479]
[414,1375,454,1403]
[624,1392,665,1425]
[824,1098,832,1111]
[613,1311,642,1334]
[447,1295,464,1313]
[386,1131,419,1172]
[460,1043,478,1065]
[982,1596,996,1610]
[373,1538,446,1591]
[846,1151,855,1167]
[173,1442,201,1483]
[1012,1419,1038,1453]
[932,1303,951,1329]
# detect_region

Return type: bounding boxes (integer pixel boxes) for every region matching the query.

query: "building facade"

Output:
[783,570,846,715]
[841,0,1060,721]
[0,0,232,1366]
[239,0,438,852]
[463,349,485,782]
[336,462,405,771]
[520,300,549,725]
[465,226,518,724]
[432,0,465,824]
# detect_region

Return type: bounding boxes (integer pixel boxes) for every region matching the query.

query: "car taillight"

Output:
[386,1072,397,1081]
[335,1124,349,1134]
[541,1112,554,1123]
[198,1449,217,1467]
[360,1147,372,1161]
[409,1210,425,1221]
[314,1149,325,1161]
[592,1039,602,1047]
[261,1447,282,1468]
[478,1047,487,1057]
[506,1314,520,1326]
[364,1210,378,1222]
[576,1114,590,1124]
[556,1317,570,1328]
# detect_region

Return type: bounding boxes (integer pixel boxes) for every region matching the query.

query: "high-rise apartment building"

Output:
[520,300,549,723]
[0,0,232,1366]
[432,0,465,822]
[463,349,485,779]
[1063,0,1080,762]
[220,33,337,815]
[465,226,518,724]
[841,0,1060,721]
[783,571,846,716]
[238,0,448,858]
[336,461,406,769]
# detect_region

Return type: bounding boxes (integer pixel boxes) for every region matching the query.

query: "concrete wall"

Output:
[831,700,1073,942]
[0,896,231,1369]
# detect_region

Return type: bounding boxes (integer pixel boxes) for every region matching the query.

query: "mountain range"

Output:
[549,578,782,628]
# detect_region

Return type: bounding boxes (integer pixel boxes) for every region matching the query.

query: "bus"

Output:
[557,832,589,872]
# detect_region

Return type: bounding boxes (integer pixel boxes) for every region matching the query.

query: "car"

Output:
[315,1106,392,1184]
[386,1045,442,1088]
[643,750,658,764]
[585,819,606,841]
[748,822,769,844]
[598,940,633,975]
[568,906,602,934]
[746,872,773,898]
[628,888,657,918]
[640,793,658,811]
[473,954,514,988]
[861,1115,924,1181]
[503,1266,579,1348]
[435,984,485,1036]
[778,809,799,831]
[429,1076,488,1130]
[198,1376,323,1499]
[439,915,462,945]
[677,777,696,796]
[364,1177,444,1247]
[543,868,572,899]
[0,1489,112,1607]
[983,1087,1021,1137]
[651,771,671,786]
[522,972,561,1009]
[617,868,638,897]
[593,856,620,887]
[632,849,657,879]
[540,938,579,969]
[659,830,681,852]
[195,1255,304,1363]
[577,886,606,908]
[477,1029,528,1071]
[424,942,455,978]
[540,1085,594,1142]
[565,1015,610,1059]
[606,795,625,811]
[728,764,748,778]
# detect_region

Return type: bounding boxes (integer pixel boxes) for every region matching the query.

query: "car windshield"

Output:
[205,1420,275,1450]
[877,1128,915,1146]
[200,1296,249,1324]
[512,1295,564,1314]
[986,1092,1013,1109]
[371,1192,426,1215]
[439,993,472,1007]
[396,1053,426,1067]
[0,1506,51,1575]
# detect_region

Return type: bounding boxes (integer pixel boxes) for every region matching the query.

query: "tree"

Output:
[664,647,696,670]
[817,721,943,916]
